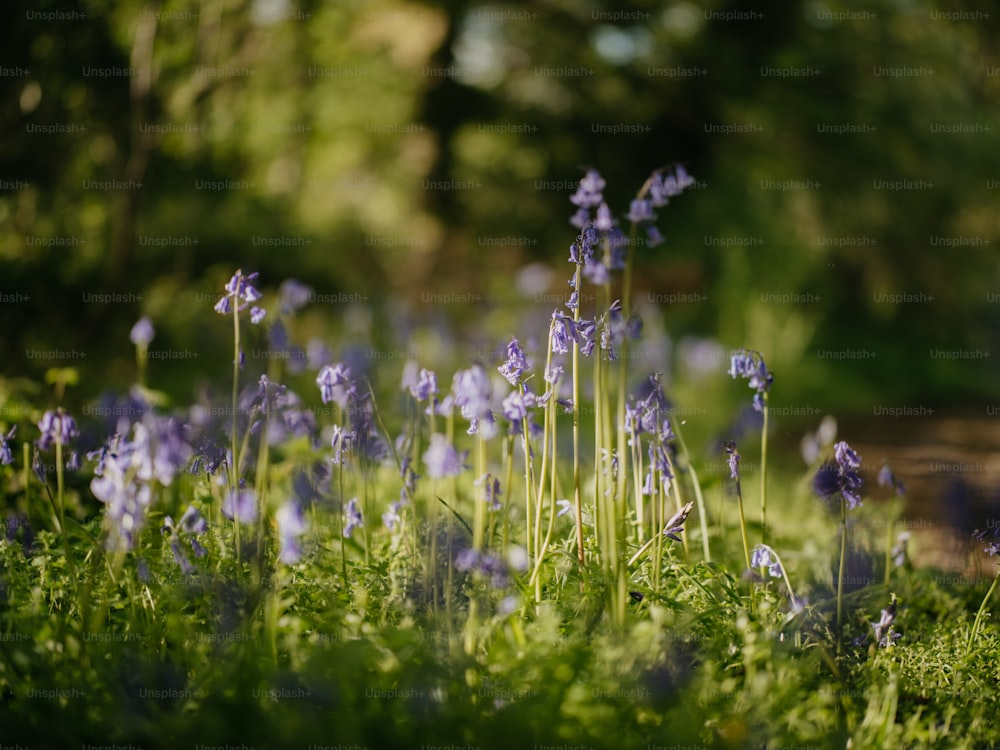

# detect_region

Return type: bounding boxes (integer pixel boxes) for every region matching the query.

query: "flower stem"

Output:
[837,496,847,630]
[760,398,769,545]
[967,568,1000,652]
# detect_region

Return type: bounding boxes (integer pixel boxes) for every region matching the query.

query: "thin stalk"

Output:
[967,569,1000,652]
[837,497,847,630]
[760,399,769,545]
[571,264,585,567]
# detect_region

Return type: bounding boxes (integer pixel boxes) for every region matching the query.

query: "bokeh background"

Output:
[2,0,1000,515]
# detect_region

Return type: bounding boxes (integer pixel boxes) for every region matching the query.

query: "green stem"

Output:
[760,399,769,545]
[735,477,752,573]
[571,264,584,567]
[837,497,847,631]
[967,568,1000,652]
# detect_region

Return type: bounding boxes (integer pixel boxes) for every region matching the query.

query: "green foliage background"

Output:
[2,0,999,415]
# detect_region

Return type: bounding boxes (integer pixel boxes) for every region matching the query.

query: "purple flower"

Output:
[214,269,263,316]
[501,387,536,424]
[627,199,655,224]
[343,497,363,538]
[645,225,664,247]
[476,473,502,511]
[550,312,578,355]
[582,259,610,286]
[423,434,466,479]
[728,349,773,412]
[973,526,1000,557]
[577,319,597,357]
[724,441,740,480]
[130,316,155,347]
[570,169,606,209]
[250,306,267,325]
[556,499,573,517]
[498,337,528,386]
[406,366,438,401]
[329,424,356,466]
[0,425,15,466]
[751,544,782,578]
[222,489,257,525]
[813,440,864,509]
[316,363,355,407]
[276,500,308,563]
[455,548,509,588]
[663,501,694,542]
[878,464,905,496]
[36,409,79,450]
[278,279,313,315]
[594,202,614,231]
[872,598,900,648]
[452,365,496,437]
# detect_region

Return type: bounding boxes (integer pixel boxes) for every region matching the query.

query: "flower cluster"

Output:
[37,409,79,451]
[972,526,1000,558]
[343,497,364,539]
[813,440,864,509]
[214,269,266,323]
[750,544,782,579]
[90,411,193,552]
[455,548,509,588]
[728,349,773,412]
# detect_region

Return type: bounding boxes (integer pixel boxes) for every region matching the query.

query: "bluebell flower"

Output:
[594,202,614,231]
[276,499,308,563]
[973,526,1000,557]
[813,440,864,509]
[405,365,438,402]
[750,544,782,578]
[556,498,573,517]
[316,363,355,407]
[663,501,694,542]
[583,259,610,286]
[475,473,502,511]
[222,489,257,525]
[871,597,900,648]
[36,409,79,450]
[498,337,529,386]
[570,169,606,209]
[878,464,905,496]
[423,433,466,478]
[724,441,740,480]
[278,279,313,315]
[329,424,356,466]
[645,225,664,247]
[455,548,510,588]
[627,199,655,224]
[452,365,497,438]
[383,500,404,531]
[577,319,597,357]
[0,425,16,466]
[214,269,263,316]
[343,497,363,538]
[549,310,580,354]
[250,306,267,325]
[501,387,536,424]
[728,348,773,412]
[130,316,155,347]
